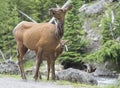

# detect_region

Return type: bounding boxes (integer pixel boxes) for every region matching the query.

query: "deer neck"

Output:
[55,19,64,39]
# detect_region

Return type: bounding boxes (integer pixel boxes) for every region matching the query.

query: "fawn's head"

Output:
[49,4,72,20]
[60,40,68,48]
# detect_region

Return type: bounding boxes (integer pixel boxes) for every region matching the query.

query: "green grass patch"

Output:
[0,74,21,79]
[56,80,98,88]
[24,59,34,69]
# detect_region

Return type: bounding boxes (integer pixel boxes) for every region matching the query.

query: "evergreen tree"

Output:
[16,0,65,22]
[59,0,87,63]
[0,0,20,58]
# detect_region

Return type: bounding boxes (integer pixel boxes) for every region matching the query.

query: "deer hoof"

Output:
[34,75,38,81]
[21,74,27,80]
[39,75,42,79]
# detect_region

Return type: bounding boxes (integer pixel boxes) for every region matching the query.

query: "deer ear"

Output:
[64,4,72,11]
[64,40,69,44]
[56,4,60,8]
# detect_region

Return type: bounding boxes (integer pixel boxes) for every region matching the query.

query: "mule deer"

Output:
[41,40,68,80]
[13,5,72,80]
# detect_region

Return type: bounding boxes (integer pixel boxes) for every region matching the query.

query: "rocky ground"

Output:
[0,77,73,88]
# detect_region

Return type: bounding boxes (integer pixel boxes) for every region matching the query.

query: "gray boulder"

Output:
[79,1,105,15]
[24,51,35,60]
[56,68,98,85]
[92,64,118,78]
[0,60,19,74]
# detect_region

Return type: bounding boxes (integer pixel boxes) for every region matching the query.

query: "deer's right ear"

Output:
[64,4,72,12]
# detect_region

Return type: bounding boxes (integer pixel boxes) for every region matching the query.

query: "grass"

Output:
[0,73,119,88]
[56,80,98,88]
[24,59,34,69]
[0,74,21,79]
[56,80,120,88]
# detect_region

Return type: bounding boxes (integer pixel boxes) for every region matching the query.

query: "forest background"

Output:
[0,0,120,71]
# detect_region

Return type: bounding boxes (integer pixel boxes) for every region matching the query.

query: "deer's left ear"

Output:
[64,4,72,12]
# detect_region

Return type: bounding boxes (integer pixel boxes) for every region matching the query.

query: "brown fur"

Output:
[13,5,72,80]
[41,40,68,80]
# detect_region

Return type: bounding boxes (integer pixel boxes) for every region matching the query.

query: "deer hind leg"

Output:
[51,55,55,80]
[17,42,28,80]
[34,48,43,81]
[47,58,51,80]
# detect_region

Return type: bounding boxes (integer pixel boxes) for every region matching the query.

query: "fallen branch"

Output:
[110,10,115,40]
[18,0,71,23]
[9,56,13,61]
[111,10,115,24]
[0,50,6,61]
[18,9,37,23]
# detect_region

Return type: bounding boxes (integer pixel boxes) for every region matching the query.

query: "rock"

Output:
[92,64,118,78]
[79,1,105,15]
[116,37,120,42]
[56,68,98,85]
[118,74,120,81]
[82,15,102,52]
[24,50,35,61]
[79,0,119,15]
[0,60,19,74]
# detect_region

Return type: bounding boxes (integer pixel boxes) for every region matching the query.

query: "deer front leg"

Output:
[34,48,43,81]
[51,56,55,80]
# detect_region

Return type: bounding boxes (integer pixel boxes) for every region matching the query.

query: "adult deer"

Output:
[13,5,72,80]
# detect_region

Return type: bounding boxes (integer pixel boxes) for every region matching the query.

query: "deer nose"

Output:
[49,8,53,15]
[49,8,55,15]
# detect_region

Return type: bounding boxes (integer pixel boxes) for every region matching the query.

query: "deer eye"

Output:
[52,12,55,14]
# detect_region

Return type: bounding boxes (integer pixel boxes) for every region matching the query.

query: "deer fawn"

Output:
[41,40,68,80]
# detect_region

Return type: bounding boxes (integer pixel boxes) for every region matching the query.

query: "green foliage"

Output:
[114,5,120,38]
[58,0,88,63]
[24,59,34,69]
[85,2,120,67]
[101,15,113,43]
[64,0,85,53]
[16,0,65,22]
[59,51,82,63]
[0,0,20,58]
[101,4,120,43]
[85,40,120,64]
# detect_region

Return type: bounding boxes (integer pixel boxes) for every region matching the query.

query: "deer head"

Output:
[49,4,72,20]
[60,40,68,48]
